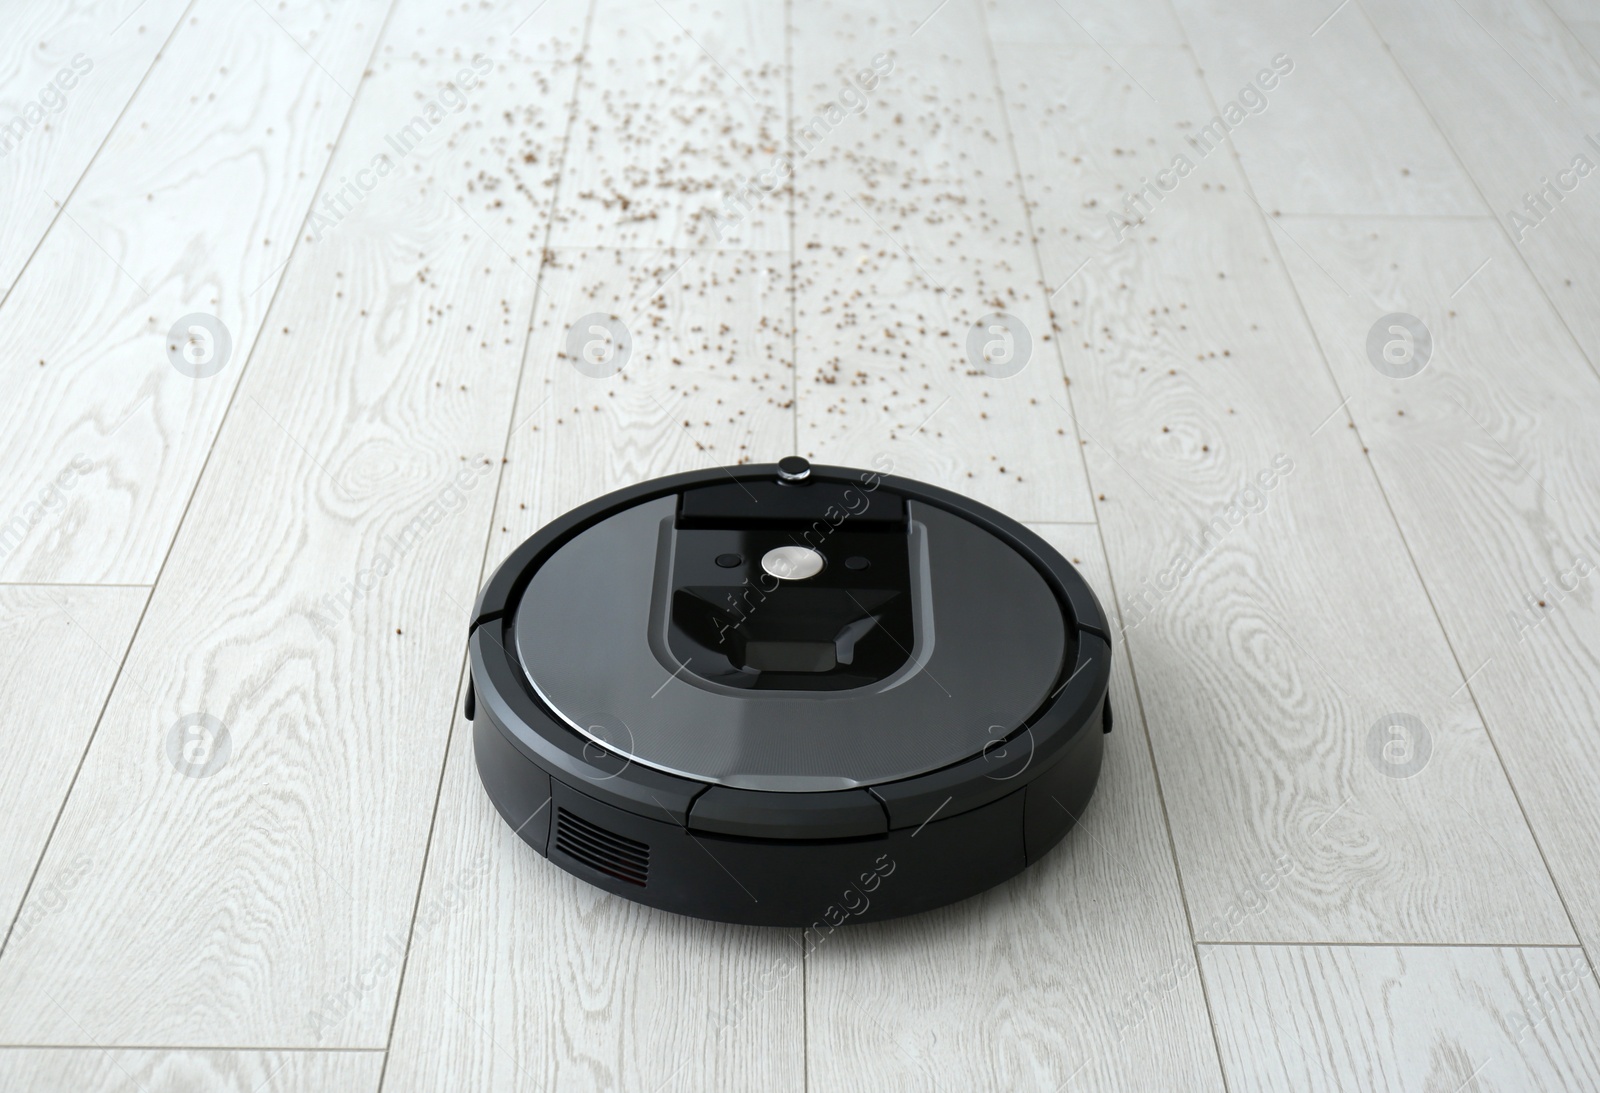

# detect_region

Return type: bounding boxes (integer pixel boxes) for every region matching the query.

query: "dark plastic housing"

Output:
[468,461,1113,926]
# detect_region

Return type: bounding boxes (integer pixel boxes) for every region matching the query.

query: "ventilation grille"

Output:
[554,807,649,887]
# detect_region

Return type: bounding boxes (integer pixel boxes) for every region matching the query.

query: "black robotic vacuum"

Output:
[466,458,1112,927]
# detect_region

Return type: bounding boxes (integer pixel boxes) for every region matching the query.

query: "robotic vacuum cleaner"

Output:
[466,458,1113,926]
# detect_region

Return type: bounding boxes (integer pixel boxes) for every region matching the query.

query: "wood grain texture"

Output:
[549,0,787,249]
[1274,215,1600,961]
[379,9,803,1090]
[804,524,1225,1092]
[380,667,805,1093]
[0,0,192,299]
[1555,15,1600,63]
[0,0,390,584]
[1169,0,1484,216]
[1203,944,1600,1092]
[791,0,1096,523]
[1361,0,1600,364]
[0,0,592,1047]
[980,0,1186,47]
[0,1047,381,1093]
[1545,0,1600,23]
[484,245,797,538]
[385,111,802,1093]
[0,585,146,939]
[375,21,804,1090]
[993,33,1570,944]
[11,0,1600,1076]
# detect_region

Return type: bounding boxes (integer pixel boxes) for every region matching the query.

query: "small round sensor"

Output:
[761,545,824,580]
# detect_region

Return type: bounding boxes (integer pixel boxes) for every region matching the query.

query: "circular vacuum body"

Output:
[467,460,1113,927]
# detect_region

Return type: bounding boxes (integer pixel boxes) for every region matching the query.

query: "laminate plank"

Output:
[994,35,1571,943]
[548,0,787,249]
[1554,10,1600,76]
[0,0,592,1047]
[1203,944,1600,1092]
[0,0,390,584]
[980,0,1186,47]
[0,0,192,298]
[1361,0,1600,365]
[484,245,797,534]
[10,0,1600,1080]
[1275,215,1600,961]
[804,524,1225,1092]
[792,0,1096,523]
[0,586,146,941]
[0,1047,381,1093]
[1169,0,1483,216]
[382,12,805,1079]
[380,668,804,1093]
[383,243,799,1088]
[1545,0,1599,22]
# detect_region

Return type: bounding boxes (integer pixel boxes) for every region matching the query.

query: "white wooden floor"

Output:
[5,0,1600,1088]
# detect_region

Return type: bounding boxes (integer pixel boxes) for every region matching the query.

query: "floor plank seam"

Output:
[1541,0,1600,82]
[1356,0,1600,395]
[0,583,154,589]
[1196,940,1589,950]
[16,3,1600,1086]
[371,1,603,1086]
[0,585,153,964]
[1332,15,1600,975]
[1273,212,1498,221]
[1202,0,1598,979]
[0,1044,389,1053]
[0,0,202,314]
[978,5,1233,1089]
[1137,23,1324,1092]
[0,0,400,997]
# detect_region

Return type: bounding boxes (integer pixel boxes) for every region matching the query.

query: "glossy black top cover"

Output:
[508,465,1076,792]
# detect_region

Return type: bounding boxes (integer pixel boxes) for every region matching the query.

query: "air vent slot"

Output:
[554,807,649,887]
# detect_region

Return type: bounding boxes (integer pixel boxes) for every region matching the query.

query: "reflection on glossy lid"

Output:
[514,490,1070,792]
